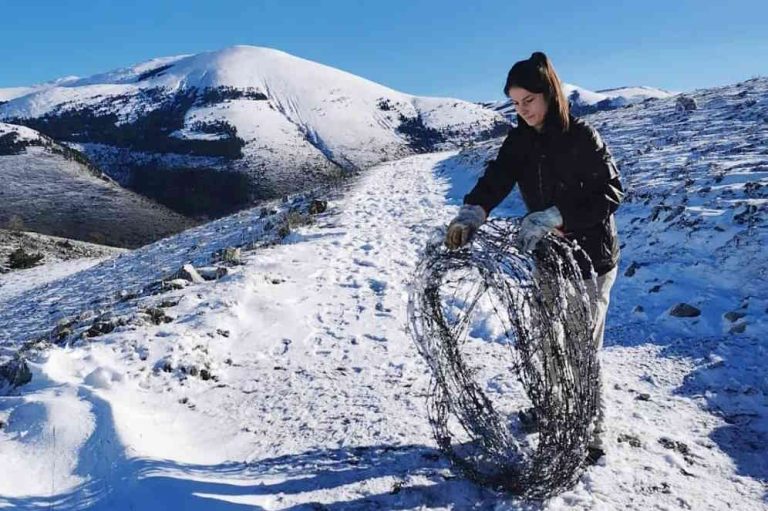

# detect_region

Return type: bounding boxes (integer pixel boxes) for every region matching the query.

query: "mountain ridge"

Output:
[0,46,509,217]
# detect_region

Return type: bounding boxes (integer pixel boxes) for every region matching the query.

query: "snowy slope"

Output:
[485,82,676,121]
[0,122,195,247]
[596,85,675,101]
[0,77,80,103]
[0,228,123,284]
[0,87,34,103]
[1,46,509,212]
[567,83,674,113]
[0,77,766,510]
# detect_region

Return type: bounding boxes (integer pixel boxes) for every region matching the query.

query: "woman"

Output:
[445,51,624,461]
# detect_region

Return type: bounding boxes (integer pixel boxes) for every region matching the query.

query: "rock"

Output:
[617,433,643,448]
[142,307,173,325]
[670,303,701,318]
[175,264,205,283]
[259,207,277,218]
[676,95,698,112]
[52,319,75,342]
[658,437,696,466]
[724,311,746,322]
[729,322,747,334]
[85,314,124,338]
[214,247,241,265]
[0,355,32,389]
[636,393,652,401]
[632,305,645,314]
[198,266,228,281]
[157,297,181,308]
[165,279,189,290]
[663,205,685,222]
[309,199,328,215]
[624,261,641,277]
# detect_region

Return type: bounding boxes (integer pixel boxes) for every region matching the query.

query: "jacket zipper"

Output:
[537,155,545,206]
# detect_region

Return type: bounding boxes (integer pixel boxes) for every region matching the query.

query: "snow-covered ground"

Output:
[1,77,767,510]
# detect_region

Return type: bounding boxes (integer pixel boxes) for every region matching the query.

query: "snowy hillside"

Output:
[0,122,195,247]
[0,46,509,215]
[0,77,766,510]
[484,82,675,120]
[569,83,674,114]
[0,77,80,103]
[596,85,674,101]
[0,229,123,302]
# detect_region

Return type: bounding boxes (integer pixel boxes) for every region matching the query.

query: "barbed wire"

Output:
[407,218,599,498]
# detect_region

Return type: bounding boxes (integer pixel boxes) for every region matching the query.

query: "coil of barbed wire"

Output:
[407,217,600,498]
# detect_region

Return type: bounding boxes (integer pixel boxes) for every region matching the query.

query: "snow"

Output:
[0,258,108,304]
[184,98,338,176]
[0,46,506,172]
[0,87,36,102]
[596,85,675,100]
[0,77,767,509]
[563,83,610,105]
[0,76,81,102]
[0,121,43,143]
[485,83,674,122]
[0,46,508,204]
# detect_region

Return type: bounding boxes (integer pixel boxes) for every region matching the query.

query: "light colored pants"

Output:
[531,264,618,445]
[588,266,618,353]
[587,266,618,444]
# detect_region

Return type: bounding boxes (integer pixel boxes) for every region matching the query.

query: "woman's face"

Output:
[507,87,548,131]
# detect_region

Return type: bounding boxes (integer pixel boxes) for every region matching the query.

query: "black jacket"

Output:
[464,115,624,277]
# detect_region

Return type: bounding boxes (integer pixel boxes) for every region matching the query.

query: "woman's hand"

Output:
[517,206,563,252]
[445,204,486,249]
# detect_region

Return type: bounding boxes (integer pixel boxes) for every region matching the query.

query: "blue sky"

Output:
[1,0,766,101]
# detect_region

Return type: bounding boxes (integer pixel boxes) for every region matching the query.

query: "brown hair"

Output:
[504,51,570,132]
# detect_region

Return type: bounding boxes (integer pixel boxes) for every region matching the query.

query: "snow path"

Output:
[1,152,766,509]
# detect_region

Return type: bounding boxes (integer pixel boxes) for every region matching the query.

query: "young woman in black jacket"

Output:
[445,51,624,460]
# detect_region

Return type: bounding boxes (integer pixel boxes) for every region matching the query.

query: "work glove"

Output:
[445,204,486,250]
[517,206,563,252]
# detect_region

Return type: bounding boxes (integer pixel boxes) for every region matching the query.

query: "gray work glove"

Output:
[445,204,486,249]
[517,206,563,252]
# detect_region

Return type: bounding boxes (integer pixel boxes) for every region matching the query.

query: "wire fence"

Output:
[407,218,599,498]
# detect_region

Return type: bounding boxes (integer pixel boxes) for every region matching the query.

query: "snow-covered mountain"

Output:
[484,82,676,120]
[0,76,80,103]
[570,83,674,114]
[0,122,195,247]
[0,46,509,216]
[0,76,766,509]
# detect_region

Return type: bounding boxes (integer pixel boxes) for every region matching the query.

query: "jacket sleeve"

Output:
[462,130,519,216]
[555,124,624,230]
